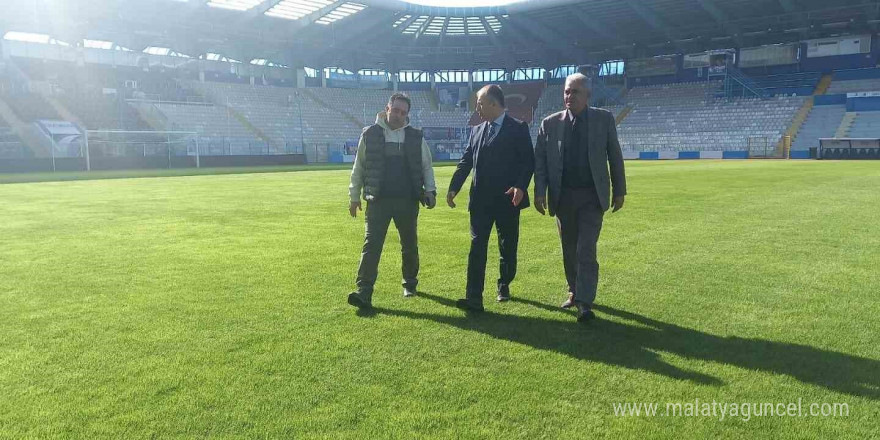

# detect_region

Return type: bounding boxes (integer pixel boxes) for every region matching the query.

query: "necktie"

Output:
[486,122,497,142]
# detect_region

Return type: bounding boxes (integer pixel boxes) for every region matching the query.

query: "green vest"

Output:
[362,124,425,201]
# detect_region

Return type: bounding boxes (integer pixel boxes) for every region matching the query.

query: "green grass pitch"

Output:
[1,160,878,438]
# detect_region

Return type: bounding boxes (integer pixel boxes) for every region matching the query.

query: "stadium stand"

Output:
[134,73,203,103]
[62,92,151,131]
[752,72,822,96]
[303,86,438,129]
[845,112,880,138]
[187,81,463,151]
[618,81,804,151]
[298,103,361,146]
[305,87,414,126]
[0,0,875,170]
[185,80,306,148]
[826,77,880,95]
[49,67,153,131]
[534,83,563,123]
[792,105,846,149]
[154,102,259,145]
[413,108,470,129]
[1,89,61,122]
[4,60,170,133]
[154,102,246,135]
[0,60,836,160]
[0,125,27,158]
[3,53,879,162]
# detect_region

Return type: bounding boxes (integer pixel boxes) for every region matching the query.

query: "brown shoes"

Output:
[560,292,576,309]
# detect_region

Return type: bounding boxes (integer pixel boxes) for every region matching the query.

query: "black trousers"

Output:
[555,187,605,305]
[355,197,420,300]
[466,202,521,302]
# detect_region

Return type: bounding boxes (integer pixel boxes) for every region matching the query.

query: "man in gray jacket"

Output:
[533,73,627,323]
[348,93,437,309]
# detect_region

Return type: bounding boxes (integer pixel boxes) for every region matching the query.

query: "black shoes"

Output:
[576,302,595,323]
[347,292,372,309]
[350,288,591,322]
[565,293,596,323]
[455,298,485,312]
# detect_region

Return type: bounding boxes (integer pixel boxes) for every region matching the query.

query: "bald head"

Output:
[476,84,506,122]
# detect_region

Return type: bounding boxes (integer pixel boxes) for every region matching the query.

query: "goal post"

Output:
[746,135,785,158]
[85,130,200,170]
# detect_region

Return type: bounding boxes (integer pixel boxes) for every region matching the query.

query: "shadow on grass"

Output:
[362,292,880,399]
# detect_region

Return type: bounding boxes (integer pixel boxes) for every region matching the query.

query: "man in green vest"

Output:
[347,93,437,309]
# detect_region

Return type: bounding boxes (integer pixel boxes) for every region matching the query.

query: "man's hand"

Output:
[447,191,457,208]
[505,187,524,207]
[424,192,436,209]
[534,195,547,215]
[349,201,362,217]
[611,195,625,213]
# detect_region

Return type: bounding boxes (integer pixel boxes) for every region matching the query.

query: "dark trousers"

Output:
[556,187,605,305]
[355,197,419,299]
[466,203,520,302]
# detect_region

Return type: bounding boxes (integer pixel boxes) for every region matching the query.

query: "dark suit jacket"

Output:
[449,114,535,211]
[534,107,627,215]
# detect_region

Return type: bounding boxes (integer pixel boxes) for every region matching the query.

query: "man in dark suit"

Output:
[447,85,535,312]
[534,73,627,323]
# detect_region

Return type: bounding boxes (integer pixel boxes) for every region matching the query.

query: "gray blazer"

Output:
[534,107,627,215]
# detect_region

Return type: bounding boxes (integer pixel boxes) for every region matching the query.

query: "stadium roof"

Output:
[397,0,524,6]
[0,0,876,72]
